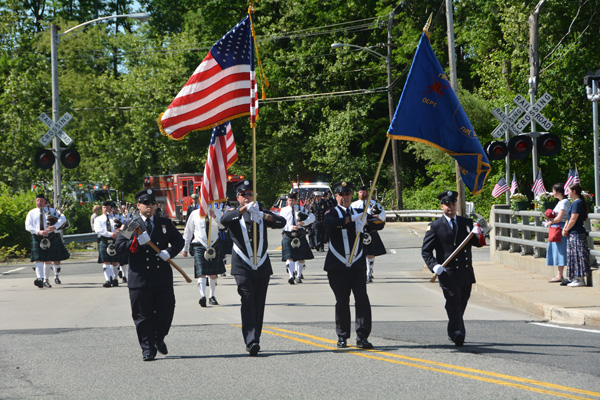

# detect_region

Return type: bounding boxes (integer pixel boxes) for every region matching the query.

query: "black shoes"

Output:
[112,278,119,287]
[118,270,123,278]
[296,277,302,284]
[122,276,127,283]
[54,277,61,284]
[288,277,295,285]
[453,333,465,347]
[356,338,373,349]
[367,274,373,283]
[43,280,52,288]
[199,297,207,307]
[246,342,260,356]
[209,296,219,305]
[156,341,168,355]
[34,278,43,288]
[103,280,112,288]
[142,349,156,361]
[337,337,348,348]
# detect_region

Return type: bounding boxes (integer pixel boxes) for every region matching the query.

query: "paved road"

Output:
[1,223,599,399]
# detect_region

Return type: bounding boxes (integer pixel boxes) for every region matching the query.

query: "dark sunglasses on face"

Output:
[442,200,457,205]
[339,191,352,196]
[140,200,156,206]
[239,192,254,197]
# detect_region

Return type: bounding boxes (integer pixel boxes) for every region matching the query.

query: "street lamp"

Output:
[585,70,600,213]
[331,39,403,210]
[50,13,150,207]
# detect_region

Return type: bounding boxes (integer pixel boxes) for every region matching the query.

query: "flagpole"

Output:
[252,126,258,266]
[207,213,212,248]
[348,137,391,266]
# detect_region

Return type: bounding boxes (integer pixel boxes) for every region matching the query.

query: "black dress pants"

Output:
[327,268,371,340]
[234,273,270,346]
[129,286,175,352]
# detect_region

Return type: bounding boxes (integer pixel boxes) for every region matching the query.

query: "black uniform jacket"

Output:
[421,215,483,286]
[323,205,365,271]
[115,215,184,289]
[221,206,286,277]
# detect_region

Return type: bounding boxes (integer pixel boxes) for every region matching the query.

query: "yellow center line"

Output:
[261,326,600,399]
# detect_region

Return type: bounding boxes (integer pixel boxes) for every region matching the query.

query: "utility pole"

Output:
[387,11,403,210]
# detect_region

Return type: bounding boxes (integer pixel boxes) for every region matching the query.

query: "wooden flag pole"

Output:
[348,136,391,265]
[252,126,258,266]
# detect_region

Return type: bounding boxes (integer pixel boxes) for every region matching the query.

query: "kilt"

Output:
[191,242,226,277]
[97,239,121,263]
[219,229,233,255]
[30,233,70,262]
[363,231,386,257]
[281,233,314,261]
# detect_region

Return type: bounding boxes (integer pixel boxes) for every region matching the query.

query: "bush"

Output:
[0,184,36,255]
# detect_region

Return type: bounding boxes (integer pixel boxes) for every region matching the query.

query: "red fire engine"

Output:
[143,173,244,223]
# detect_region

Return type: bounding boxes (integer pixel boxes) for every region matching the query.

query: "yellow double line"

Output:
[262,326,600,400]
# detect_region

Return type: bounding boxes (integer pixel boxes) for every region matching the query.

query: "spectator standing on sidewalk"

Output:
[545,183,570,283]
[562,183,591,287]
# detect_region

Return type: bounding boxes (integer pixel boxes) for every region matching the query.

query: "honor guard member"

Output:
[94,201,121,287]
[115,189,184,361]
[182,205,225,307]
[324,181,373,349]
[351,185,386,283]
[421,190,485,347]
[220,180,286,356]
[309,191,326,252]
[25,194,70,288]
[280,192,315,284]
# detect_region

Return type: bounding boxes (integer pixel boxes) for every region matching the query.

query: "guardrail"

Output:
[491,204,599,263]
[386,209,443,221]
[63,232,98,245]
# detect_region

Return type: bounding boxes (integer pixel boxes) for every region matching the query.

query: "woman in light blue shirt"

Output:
[545,183,570,283]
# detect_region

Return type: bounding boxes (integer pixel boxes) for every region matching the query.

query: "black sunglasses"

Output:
[140,200,157,206]
[442,200,457,205]
[239,192,254,197]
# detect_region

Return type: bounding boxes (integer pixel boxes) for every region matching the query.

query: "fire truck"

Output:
[143,173,244,224]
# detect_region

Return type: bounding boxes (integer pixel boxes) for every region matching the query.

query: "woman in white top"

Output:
[545,183,570,282]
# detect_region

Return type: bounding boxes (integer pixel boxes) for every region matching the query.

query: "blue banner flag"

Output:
[388,33,491,195]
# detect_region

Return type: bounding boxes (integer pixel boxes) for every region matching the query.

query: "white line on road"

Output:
[529,322,600,334]
[1,267,26,276]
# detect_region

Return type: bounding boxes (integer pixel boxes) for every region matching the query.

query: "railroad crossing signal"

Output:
[512,92,553,132]
[38,112,73,147]
[490,107,524,139]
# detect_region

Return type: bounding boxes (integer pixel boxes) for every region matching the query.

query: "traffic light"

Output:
[484,141,508,161]
[61,148,80,169]
[508,135,533,159]
[537,133,561,157]
[35,149,55,170]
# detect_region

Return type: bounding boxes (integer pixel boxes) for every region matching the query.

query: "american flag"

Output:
[531,171,546,196]
[199,122,238,216]
[564,168,580,191]
[510,173,518,196]
[158,15,258,140]
[492,177,510,198]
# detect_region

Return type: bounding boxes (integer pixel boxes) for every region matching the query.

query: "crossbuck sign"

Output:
[490,92,553,138]
[39,112,73,147]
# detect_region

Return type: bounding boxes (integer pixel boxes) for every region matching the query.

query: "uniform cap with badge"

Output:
[235,180,253,194]
[136,189,156,204]
[332,181,353,194]
[438,190,458,204]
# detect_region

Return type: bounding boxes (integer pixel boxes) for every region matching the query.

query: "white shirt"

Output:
[350,199,386,221]
[25,207,66,235]
[279,205,315,231]
[183,208,224,251]
[94,214,118,238]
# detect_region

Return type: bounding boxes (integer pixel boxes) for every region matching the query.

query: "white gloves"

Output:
[433,264,446,275]
[137,231,151,245]
[246,201,259,213]
[158,250,170,261]
[472,224,482,236]
[250,210,264,222]
[351,213,363,222]
[355,218,366,233]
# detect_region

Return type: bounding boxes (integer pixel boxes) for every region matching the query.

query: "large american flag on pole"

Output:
[199,122,238,216]
[158,15,258,140]
[492,177,510,198]
[531,170,546,196]
[510,173,518,196]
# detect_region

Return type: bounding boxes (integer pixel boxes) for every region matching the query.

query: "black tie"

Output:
[106,215,111,232]
[451,218,457,235]
[40,209,44,231]
[147,218,153,235]
[292,206,296,226]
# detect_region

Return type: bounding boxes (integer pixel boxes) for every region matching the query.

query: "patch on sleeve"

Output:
[426,224,431,231]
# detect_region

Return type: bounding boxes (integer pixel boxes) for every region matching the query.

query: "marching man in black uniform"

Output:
[25,194,70,288]
[324,181,373,349]
[351,185,386,283]
[421,190,485,347]
[280,192,315,284]
[115,189,184,361]
[220,180,286,356]
[309,191,326,252]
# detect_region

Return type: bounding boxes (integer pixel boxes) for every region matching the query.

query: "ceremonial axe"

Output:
[122,220,192,283]
[430,217,492,283]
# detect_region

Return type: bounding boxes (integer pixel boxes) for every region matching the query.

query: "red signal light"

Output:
[537,133,561,157]
[35,149,55,170]
[508,135,533,159]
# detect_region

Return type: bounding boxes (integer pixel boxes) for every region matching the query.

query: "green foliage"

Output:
[0,184,36,254]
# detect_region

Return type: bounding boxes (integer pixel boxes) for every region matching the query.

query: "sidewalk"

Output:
[472,260,600,327]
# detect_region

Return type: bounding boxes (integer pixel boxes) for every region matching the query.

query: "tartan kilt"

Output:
[97,240,120,263]
[191,242,226,277]
[30,234,70,262]
[219,229,233,254]
[362,231,386,257]
[281,234,314,262]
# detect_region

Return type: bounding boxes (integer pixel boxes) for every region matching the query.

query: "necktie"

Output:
[39,209,44,231]
[106,215,111,232]
[451,218,457,235]
[292,206,296,226]
[147,218,153,235]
